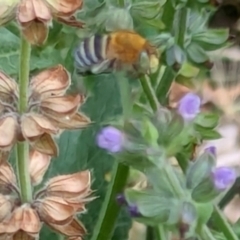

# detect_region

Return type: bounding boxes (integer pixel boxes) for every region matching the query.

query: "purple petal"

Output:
[178,93,201,121]
[212,167,237,190]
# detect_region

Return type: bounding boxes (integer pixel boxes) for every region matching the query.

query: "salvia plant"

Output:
[0,0,239,240]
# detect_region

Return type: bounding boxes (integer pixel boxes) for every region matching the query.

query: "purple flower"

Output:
[116,194,127,206]
[178,93,201,121]
[211,167,237,190]
[127,204,141,217]
[205,146,216,156]
[96,126,124,153]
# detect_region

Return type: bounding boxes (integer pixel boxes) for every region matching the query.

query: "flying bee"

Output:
[74,30,159,75]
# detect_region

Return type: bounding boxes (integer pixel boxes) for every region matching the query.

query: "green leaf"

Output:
[192,29,229,51]
[194,113,219,129]
[186,152,215,190]
[187,42,208,63]
[194,125,222,140]
[125,189,176,224]
[195,202,214,225]
[142,119,159,144]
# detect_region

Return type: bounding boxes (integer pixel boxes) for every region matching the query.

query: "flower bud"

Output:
[96,126,124,153]
[178,93,201,121]
[205,146,216,157]
[0,0,19,26]
[116,194,127,206]
[127,204,141,217]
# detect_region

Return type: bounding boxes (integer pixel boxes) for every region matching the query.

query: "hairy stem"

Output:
[16,36,32,203]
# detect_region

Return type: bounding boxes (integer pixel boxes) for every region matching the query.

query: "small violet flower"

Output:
[96,126,124,153]
[178,93,201,121]
[127,204,141,217]
[211,167,237,191]
[205,146,217,156]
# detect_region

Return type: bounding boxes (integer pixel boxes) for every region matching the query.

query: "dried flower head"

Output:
[96,126,124,153]
[0,65,90,156]
[178,93,201,121]
[0,156,93,239]
[13,0,84,45]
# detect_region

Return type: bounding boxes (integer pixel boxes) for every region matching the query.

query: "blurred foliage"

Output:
[1,0,237,239]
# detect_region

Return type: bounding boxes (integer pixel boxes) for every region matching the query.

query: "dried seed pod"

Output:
[0,194,13,221]
[0,161,17,187]
[0,71,18,102]
[29,65,70,100]
[40,95,82,118]
[44,0,83,17]
[31,133,58,157]
[21,113,59,141]
[13,230,35,240]
[0,116,18,151]
[0,0,19,26]
[44,171,91,199]
[47,218,86,237]
[49,112,91,130]
[0,204,41,237]
[29,151,51,185]
[34,196,75,225]
[17,0,52,45]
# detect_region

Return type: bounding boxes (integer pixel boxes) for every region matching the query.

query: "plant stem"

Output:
[155,225,167,240]
[198,225,216,240]
[16,36,32,203]
[91,76,130,240]
[212,205,238,240]
[173,7,188,49]
[91,163,129,240]
[139,75,159,111]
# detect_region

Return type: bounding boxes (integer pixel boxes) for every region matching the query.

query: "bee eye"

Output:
[138,51,150,73]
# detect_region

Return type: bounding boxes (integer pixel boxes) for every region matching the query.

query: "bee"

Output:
[74,30,159,75]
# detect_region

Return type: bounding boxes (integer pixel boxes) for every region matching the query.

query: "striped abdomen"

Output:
[74,35,111,72]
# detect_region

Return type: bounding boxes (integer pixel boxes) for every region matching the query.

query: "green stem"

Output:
[139,75,159,111]
[156,67,175,106]
[198,225,216,240]
[91,163,129,240]
[16,36,32,203]
[154,225,167,240]
[91,76,130,240]
[173,7,188,49]
[212,205,238,240]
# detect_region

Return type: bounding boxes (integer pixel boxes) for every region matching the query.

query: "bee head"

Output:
[138,50,159,74]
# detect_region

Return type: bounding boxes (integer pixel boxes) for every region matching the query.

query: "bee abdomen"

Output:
[74,35,110,70]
